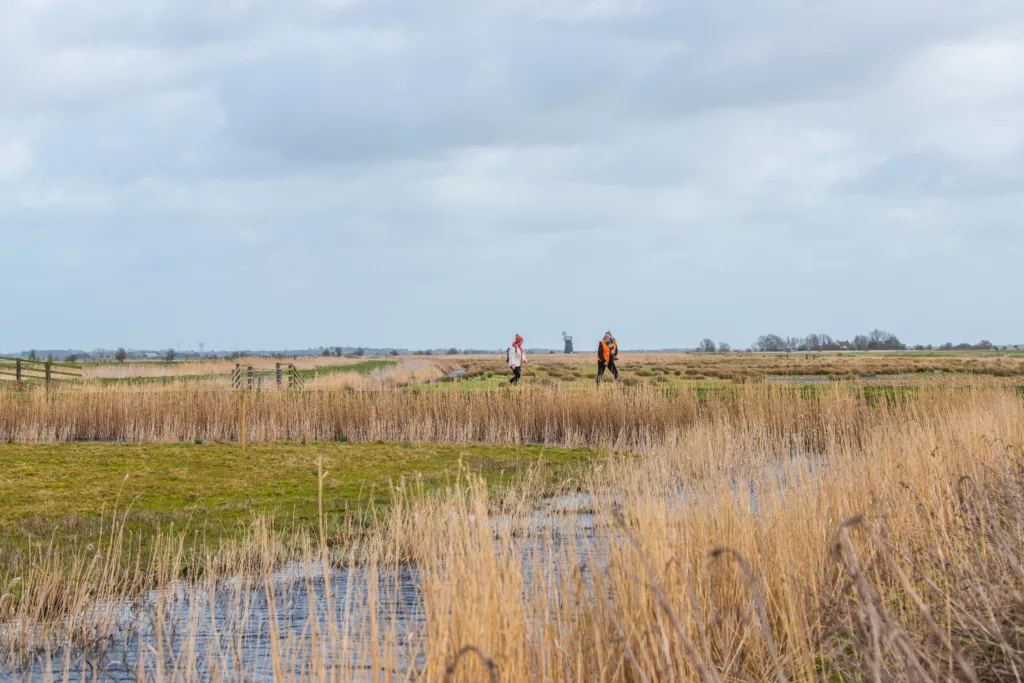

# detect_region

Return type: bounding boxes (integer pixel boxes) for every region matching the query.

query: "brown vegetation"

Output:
[463,351,1024,382]
[2,379,1023,680]
[0,380,976,447]
[80,355,370,380]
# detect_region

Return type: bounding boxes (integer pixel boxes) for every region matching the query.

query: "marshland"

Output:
[1,351,1023,681]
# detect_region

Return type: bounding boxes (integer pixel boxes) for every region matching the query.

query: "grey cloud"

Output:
[842,150,1024,198]
[3,0,1024,351]
[213,26,644,166]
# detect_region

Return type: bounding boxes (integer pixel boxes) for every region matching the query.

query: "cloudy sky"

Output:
[3,0,1023,352]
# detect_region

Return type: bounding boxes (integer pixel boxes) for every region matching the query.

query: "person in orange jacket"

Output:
[597,331,619,386]
[506,334,526,386]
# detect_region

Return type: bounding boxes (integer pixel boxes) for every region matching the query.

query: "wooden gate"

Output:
[0,356,82,391]
[231,363,304,391]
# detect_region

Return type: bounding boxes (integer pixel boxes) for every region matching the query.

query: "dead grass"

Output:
[81,355,372,380]
[69,351,1024,386]
[1,381,1023,680]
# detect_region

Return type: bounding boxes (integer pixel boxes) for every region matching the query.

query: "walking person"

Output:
[507,334,526,386]
[597,331,619,386]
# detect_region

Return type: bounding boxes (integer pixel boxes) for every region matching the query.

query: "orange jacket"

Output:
[598,338,618,363]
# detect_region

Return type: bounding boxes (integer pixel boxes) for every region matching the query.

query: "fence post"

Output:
[45,362,52,393]
[276,362,283,388]
[16,359,22,392]
[240,390,247,450]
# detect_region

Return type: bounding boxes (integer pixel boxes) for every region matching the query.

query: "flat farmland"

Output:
[443,349,1024,388]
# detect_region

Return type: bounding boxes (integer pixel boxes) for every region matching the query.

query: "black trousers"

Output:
[597,359,618,384]
[509,366,522,385]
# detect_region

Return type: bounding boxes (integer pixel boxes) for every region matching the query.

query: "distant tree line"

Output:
[321,347,366,357]
[752,329,905,352]
[934,340,995,351]
[745,330,1006,353]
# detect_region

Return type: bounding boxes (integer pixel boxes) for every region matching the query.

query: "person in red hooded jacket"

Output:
[506,334,526,386]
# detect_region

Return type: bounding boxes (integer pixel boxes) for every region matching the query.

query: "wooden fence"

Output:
[231,363,304,391]
[0,356,83,391]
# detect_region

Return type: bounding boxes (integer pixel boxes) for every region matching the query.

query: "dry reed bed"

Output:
[3,384,1024,680]
[0,382,922,449]
[80,356,372,380]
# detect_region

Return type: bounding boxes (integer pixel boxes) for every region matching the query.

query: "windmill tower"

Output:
[562,331,574,354]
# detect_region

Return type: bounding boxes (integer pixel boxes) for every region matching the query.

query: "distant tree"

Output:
[698,338,717,353]
[355,347,365,357]
[446,347,459,355]
[67,353,78,363]
[718,342,731,353]
[322,348,331,357]
[866,330,904,350]
[388,349,400,356]
[805,333,822,351]
[47,353,54,362]
[976,340,994,350]
[423,349,433,356]
[115,347,127,362]
[853,335,870,351]
[940,342,953,351]
[866,329,903,350]
[165,349,177,361]
[28,350,37,361]
[755,334,788,352]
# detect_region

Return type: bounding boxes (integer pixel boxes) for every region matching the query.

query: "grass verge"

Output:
[0,441,601,561]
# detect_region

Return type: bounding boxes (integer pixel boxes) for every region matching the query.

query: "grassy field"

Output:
[93,359,399,387]
[0,441,598,551]
[7,351,1022,396]
[447,350,1024,387]
[11,349,1024,389]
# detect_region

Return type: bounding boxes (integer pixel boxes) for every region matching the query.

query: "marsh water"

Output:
[2,456,819,681]
[1,513,597,681]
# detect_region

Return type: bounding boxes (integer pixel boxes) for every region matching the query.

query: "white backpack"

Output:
[506,345,524,368]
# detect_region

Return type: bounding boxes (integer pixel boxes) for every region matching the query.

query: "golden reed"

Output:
[2,381,1023,680]
[0,381,949,447]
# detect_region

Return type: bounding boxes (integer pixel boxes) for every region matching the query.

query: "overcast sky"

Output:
[3,0,1023,352]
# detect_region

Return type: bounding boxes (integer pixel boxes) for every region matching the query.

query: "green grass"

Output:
[94,360,399,386]
[98,374,218,386]
[304,360,397,378]
[0,442,600,550]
